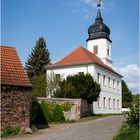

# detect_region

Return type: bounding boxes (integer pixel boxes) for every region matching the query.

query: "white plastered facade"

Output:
[46,63,122,114]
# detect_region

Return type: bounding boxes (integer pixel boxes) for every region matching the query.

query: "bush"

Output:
[1,127,20,138]
[54,73,101,103]
[40,101,55,122]
[39,101,69,123]
[52,104,65,122]
[125,95,139,127]
[122,102,132,108]
[61,103,72,112]
[31,74,46,97]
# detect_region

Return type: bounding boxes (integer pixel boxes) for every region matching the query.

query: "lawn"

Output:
[113,124,139,140]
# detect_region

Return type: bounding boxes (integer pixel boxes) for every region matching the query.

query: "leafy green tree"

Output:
[125,94,139,127]
[25,37,50,78]
[31,74,46,97]
[122,80,132,107]
[54,73,101,104]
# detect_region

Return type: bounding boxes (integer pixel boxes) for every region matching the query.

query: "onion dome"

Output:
[87,5,111,42]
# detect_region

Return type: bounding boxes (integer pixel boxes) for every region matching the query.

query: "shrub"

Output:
[125,95,139,127]
[52,104,65,122]
[122,102,132,108]
[40,101,55,122]
[54,73,101,103]
[39,101,71,123]
[1,127,20,138]
[61,103,72,112]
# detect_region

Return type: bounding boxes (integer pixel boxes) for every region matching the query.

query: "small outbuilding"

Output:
[1,46,32,130]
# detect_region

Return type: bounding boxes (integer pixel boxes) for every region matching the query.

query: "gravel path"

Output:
[3,115,124,140]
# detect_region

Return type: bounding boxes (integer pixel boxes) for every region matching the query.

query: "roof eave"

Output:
[46,62,94,69]
[1,82,32,88]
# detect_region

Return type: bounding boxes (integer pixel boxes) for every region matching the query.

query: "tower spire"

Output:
[96,0,102,21]
[97,0,101,8]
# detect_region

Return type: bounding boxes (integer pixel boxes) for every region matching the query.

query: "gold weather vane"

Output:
[97,0,101,7]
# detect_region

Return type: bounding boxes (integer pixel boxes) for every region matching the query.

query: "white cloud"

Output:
[113,64,139,93]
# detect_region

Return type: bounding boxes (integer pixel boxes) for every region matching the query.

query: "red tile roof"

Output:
[0,46,32,87]
[47,46,122,77]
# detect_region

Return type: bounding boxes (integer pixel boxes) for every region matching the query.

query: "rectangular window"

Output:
[97,97,100,107]
[108,98,111,108]
[94,45,98,54]
[113,79,115,89]
[103,75,106,86]
[103,97,106,107]
[108,77,111,87]
[55,74,60,81]
[117,100,119,107]
[107,47,110,56]
[78,72,84,75]
[97,73,100,83]
[117,81,119,89]
[113,99,115,107]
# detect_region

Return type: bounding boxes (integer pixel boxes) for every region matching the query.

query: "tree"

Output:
[25,37,50,78]
[122,80,132,107]
[54,73,101,104]
[31,74,46,97]
[125,94,139,127]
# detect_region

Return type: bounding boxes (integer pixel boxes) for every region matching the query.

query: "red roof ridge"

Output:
[47,46,122,77]
[0,45,16,49]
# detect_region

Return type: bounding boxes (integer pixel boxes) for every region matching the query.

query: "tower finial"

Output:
[97,0,101,8]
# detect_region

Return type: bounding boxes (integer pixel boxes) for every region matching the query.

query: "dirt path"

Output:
[2,115,124,140]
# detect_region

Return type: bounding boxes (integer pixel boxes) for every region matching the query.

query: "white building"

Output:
[46,4,122,114]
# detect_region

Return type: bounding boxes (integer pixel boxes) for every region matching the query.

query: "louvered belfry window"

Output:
[93,45,98,54]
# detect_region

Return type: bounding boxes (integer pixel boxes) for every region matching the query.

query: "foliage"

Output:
[54,73,101,104]
[1,127,20,138]
[39,101,71,123]
[125,94,139,127]
[52,104,65,122]
[113,124,139,140]
[31,74,46,97]
[122,80,132,107]
[61,103,72,112]
[122,102,132,108]
[25,37,50,78]
[40,101,55,122]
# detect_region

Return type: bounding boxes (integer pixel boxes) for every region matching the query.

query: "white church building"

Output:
[46,3,122,114]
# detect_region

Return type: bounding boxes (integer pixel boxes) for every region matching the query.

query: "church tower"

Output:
[87,1,113,67]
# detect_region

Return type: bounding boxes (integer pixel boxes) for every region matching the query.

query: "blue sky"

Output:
[1,0,139,93]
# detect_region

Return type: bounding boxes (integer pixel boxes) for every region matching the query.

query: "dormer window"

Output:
[93,45,98,54]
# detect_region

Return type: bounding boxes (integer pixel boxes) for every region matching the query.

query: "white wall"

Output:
[46,63,122,114]
[47,64,94,80]
[87,38,113,67]
[93,65,122,114]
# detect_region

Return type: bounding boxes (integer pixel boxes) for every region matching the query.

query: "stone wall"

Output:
[1,88,31,130]
[37,97,93,121]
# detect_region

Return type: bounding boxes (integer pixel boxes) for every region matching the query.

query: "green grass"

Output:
[113,124,139,140]
[50,114,122,124]
[1,127,20,138]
